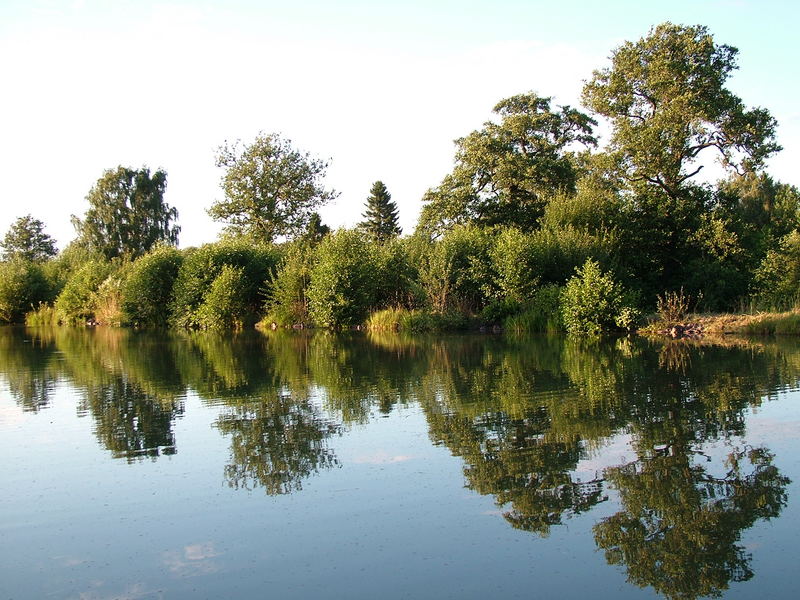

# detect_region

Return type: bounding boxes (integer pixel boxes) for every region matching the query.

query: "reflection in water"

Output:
[215,394,340,494]
[0,326,796,598]
[595,446,789,600]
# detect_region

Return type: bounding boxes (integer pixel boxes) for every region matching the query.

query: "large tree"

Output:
[582,22,780,200]
[209,132,338,244]
[72,166,179,260]
[417,93,597,237]
[1,215,57,262]
[360,181,401,242]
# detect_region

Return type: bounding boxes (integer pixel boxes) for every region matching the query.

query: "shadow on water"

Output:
[0,326,796,598]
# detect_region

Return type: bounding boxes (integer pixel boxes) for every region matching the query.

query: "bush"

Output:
[751,231,800,310]
[170,241,280,328]
[504,284,563,334]
[264,242,313,326]
[480,298,522,325]
[0,260,52,323]
[194,265,248,329]
[413,225,495,313]
[121,245,183,326]
[491,228,539,302]
[307,229,378,328]
[54,259,114,324]
[560,259,639,336]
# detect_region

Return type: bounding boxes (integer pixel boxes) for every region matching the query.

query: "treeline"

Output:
[2,22,800,333]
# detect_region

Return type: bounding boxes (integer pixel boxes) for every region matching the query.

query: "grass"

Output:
[25,303,59,326]
[366,307,472,332]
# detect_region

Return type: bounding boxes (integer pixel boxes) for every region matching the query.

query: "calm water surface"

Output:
[1,327,799,599]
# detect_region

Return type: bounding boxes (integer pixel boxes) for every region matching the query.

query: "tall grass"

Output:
[743,311,800,335]
[25,303,59,326]
[366,307,471,332]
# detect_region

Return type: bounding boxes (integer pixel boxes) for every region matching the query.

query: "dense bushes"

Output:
[121,246,183,326]
[54,259,115,324]
[0,260,52,323]
[307,230,378,328]
[170,241,280,328]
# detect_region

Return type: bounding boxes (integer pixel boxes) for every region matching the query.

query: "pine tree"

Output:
[360,181,401,242]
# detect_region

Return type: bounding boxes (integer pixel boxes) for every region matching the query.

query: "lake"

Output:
[1,327,799,599]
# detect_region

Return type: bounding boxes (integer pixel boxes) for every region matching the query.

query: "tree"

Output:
[418,93,596,237]
[209,132,338,243]
[1,215,57,262]
[582,23,781,201]
[360,181,401,242]
[72,166,179,259]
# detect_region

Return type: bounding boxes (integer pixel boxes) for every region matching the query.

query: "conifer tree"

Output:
[360,181,401,242]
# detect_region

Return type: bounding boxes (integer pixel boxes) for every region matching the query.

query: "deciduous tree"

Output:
[1,215,57,262]
[72,167,179,259]
[209,132,338,243]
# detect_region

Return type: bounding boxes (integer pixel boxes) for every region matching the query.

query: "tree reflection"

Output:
[79,376,183,461]
[595,446,789,600]
[215,394,340,494]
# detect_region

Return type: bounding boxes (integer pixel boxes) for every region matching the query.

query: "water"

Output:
[1,327,799,599]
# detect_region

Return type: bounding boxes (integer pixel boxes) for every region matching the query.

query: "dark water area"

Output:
[1,327,799,599]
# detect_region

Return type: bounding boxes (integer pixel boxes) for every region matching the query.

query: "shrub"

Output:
[656,288,691,325]
[54,259,114,324]
[560,259,639,336]
[491,228,539,302]
[751,231,800,310]
[170,241,280,328]
[121,245,183,326]
[0,260,52,323]
[480,298,522,325]
[264,242,313,326]
[504,284,563,334]
[194,265,248,329]
[414,225,495,313]
[307,229,377,328]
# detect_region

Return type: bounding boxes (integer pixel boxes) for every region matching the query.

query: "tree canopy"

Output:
[72,166,179,260]
[1,215,57,262]
[582,22,781,200]
[418,93,597,237]
[209,132,338,244]
[360,181,401,242]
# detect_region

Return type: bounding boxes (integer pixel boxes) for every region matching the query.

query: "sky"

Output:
[1,0,798,249]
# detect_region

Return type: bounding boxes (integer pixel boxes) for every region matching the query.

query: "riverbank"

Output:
[640,310,800,338]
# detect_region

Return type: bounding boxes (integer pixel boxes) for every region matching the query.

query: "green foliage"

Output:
[360,181,401,242]
[170,241,280,328]
[209,132,338,243]
[1,215,57,262]
[751,231,800,310]
[0,260,52,323]
[72,166,179,259]
[561,259,638,336]
[480,298,522,325]
[418,93,596,236]
[373,237,420,309]
[264,242,314,326]
[413,224,495,313]
[307,229,378,328]
[366,307,470,332]
[504,284,563,334]
[54,259,114,324]
[121,246,184,327]
[194,265,248,329]
[24,303,59,326]
[743,311,800,336]
[582,22,780,200]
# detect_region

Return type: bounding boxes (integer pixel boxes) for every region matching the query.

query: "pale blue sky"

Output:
[1,0,798,248]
